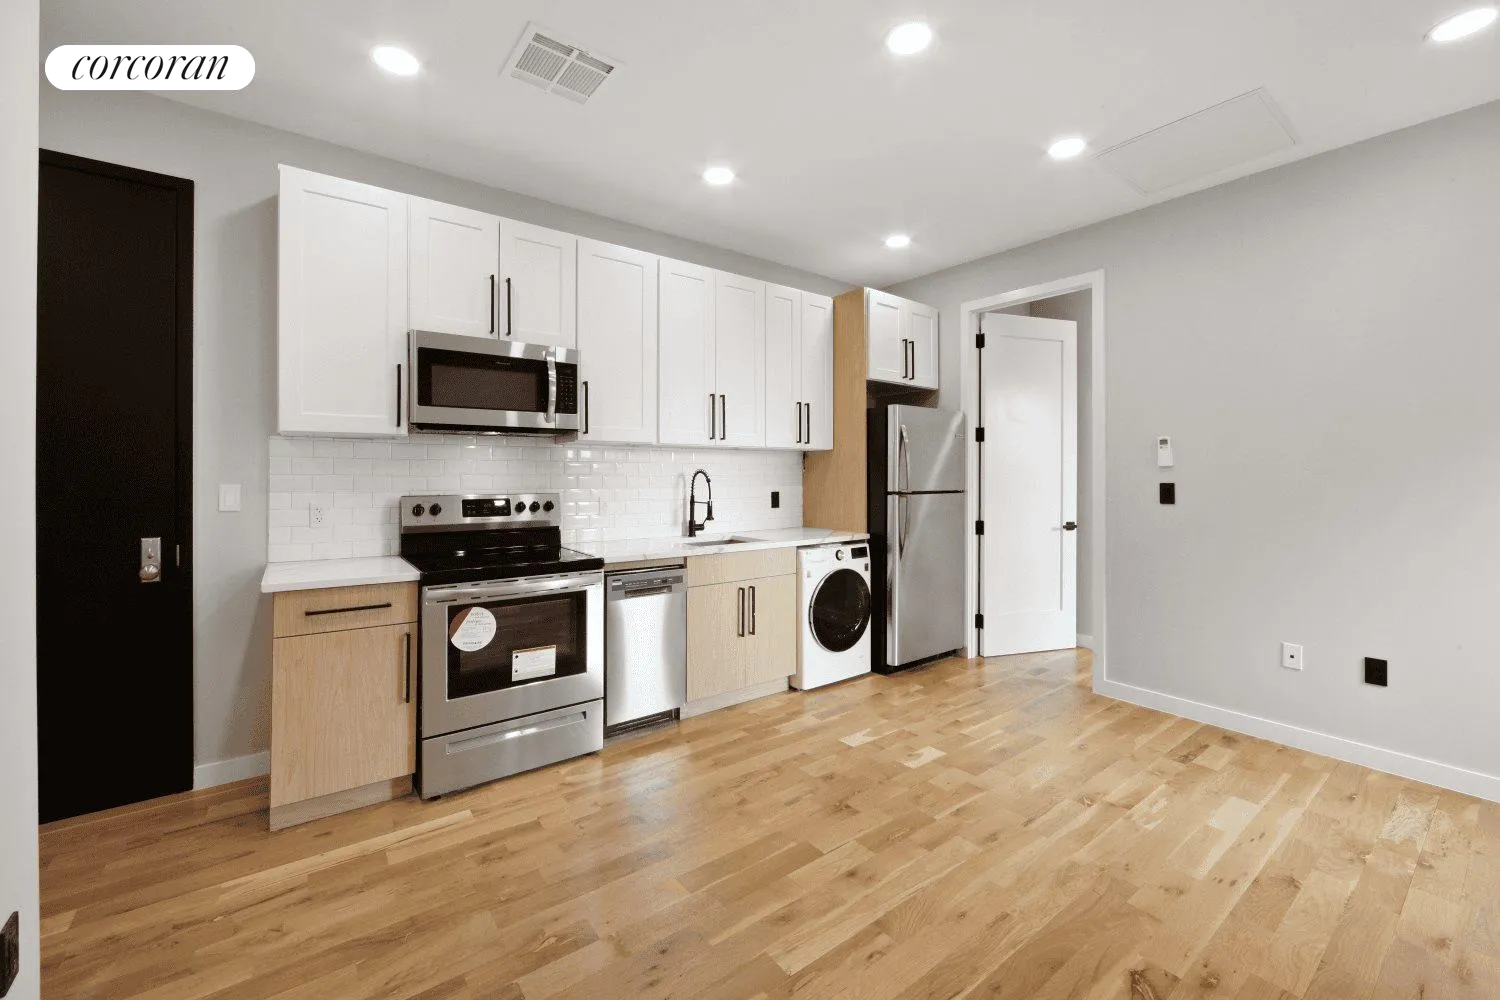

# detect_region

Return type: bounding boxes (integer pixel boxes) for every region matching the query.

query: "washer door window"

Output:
[809,568,872,652]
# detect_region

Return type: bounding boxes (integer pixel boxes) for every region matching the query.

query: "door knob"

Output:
[1062,522,1078,531]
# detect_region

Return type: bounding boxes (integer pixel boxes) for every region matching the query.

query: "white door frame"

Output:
[959,270,1106,687]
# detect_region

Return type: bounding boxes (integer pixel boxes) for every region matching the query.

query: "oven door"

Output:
[408,330,579,432]
[421,570,603,737]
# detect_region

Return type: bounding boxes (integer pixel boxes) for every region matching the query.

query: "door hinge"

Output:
[974,520,984,535]
[975,333,986,349]
[975,427,985,443]
[974,613,984,629]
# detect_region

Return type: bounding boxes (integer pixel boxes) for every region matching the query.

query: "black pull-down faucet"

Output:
[688,469,714,537]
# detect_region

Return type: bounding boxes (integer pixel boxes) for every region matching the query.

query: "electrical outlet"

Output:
[1,910,18,998]
[1159,482,1176,504]
[1364,657,1388,687]
[309,503,327,527]
[770,491,780,509]
[1281,642,1304,670]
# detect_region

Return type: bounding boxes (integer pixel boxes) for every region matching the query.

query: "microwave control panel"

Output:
[556,363,578,415]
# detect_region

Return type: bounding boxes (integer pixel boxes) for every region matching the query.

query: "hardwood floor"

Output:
[40,650,1500,999]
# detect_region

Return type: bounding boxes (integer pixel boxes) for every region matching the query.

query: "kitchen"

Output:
[259,161,962,824]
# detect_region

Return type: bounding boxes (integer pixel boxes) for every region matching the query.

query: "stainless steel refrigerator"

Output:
[867,405,967,673]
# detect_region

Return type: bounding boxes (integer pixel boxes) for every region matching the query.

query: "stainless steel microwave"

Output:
[407,331,580,434]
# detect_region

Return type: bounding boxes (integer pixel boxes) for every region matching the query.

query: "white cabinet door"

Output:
[278,166,408,436]
[577,239,658,445]
[764,283,802,449]
[866,289,907,384]
[801,292,834,450]
[714,271,766,448]
[408,198,500,338]
[499,219,577,348]
[907,299,940,389]
[658,257,716,446]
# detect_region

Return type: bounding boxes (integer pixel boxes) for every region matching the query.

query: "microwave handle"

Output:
[545,349,558,425]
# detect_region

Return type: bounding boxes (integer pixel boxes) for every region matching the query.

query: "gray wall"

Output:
[892,100,1500,785]
[2,1,40,995]
[39,90,846,773]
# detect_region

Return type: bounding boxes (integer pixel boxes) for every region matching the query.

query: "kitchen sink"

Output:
[682,538,750,547]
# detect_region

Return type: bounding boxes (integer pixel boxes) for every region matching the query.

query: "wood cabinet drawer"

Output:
[273,582,418,638]
[686,547,795,588]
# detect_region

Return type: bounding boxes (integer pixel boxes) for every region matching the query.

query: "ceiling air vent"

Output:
[504,24,619,105]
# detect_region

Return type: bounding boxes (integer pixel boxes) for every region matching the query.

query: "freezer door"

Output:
[887,405,966,494]
[886,491,968,666]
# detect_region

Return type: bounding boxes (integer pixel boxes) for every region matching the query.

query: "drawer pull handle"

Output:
[304,601,393,617]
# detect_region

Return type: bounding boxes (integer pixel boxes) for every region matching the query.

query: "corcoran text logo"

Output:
[45,45,255,90]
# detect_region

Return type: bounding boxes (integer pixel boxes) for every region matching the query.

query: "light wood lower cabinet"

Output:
[270,584,417,829]
[685,557,796,703]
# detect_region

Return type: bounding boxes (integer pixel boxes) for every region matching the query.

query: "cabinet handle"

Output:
[395,364,403,427]
[795,401,803,444]
[403,630,412,704]
[305,601,392,617]
[737,587,746,637]
[908,340,917,381]
[709,393,716,441]
[749,585,757,636]
[804,402,811,445]
[505,276,513,337]
[489,274,496,334]
[901,338,910,379]
[582,380,590,435]
[719,394,727,440]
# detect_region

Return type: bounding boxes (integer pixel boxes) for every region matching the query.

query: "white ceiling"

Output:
[41,1,1500,285]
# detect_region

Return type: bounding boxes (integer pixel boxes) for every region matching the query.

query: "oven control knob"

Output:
[410,504,425,517]
[542,501,554,512]
[529,501,541,513]
[429,504,442,516]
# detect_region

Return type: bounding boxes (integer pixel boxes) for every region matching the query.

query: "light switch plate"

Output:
[218,483,242,512]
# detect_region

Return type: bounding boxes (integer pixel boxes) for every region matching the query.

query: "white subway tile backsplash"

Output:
[266,434,805,561]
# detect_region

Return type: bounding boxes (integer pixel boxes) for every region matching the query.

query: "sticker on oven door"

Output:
[448,606,497,652]
[512,645,558,681]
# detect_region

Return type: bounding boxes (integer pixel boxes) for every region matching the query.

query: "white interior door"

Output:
[764,283,802,448]
[576,239,657,444]
[499,219,577,348]
[979,313,1078,655]
[408,198,500,338]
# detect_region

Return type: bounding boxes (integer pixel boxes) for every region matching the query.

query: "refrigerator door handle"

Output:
[898,424,911,493]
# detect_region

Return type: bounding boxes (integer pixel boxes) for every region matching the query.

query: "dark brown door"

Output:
[37,151,193,822]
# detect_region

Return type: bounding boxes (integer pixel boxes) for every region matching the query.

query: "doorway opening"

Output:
[37,150,194,822]
[958,272,1105,683]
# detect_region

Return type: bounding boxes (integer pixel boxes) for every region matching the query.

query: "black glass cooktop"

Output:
[403,544,603,587]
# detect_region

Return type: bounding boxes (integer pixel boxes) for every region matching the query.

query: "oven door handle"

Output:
[425,572,600,605]
[545,348,558,425]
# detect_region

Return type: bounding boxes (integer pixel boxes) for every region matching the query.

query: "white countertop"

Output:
[588,528,869,566]
[261,529,870,592]
[261,556,419,594]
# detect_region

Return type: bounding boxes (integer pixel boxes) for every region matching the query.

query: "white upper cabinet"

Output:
[658,258,717,446]
[278,166,408,437]
[714,271,766,448]
[801,292,834,450]
[764,284,803,449]
[866,288,940,390]
[408,198,501,338]
[499,220,576,348]
[576,239,658,445]
[867,289,907,384]
[907,299,940,389]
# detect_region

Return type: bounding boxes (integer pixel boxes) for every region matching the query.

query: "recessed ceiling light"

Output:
[1427,7,1498,41]
[1047,136,1089,160]
[371,45,421,76]
[702,166,735,186]
[884,234,912,249]
[885,22,934,56]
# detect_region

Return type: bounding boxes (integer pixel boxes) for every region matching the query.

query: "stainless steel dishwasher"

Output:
[604,566,687,734]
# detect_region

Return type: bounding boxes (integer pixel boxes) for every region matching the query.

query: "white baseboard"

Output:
[1075,633,1095,650]
[193,751,269,790]
[1095,677,1500,804]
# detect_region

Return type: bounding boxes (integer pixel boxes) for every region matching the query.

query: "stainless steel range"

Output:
[400,492,605,798]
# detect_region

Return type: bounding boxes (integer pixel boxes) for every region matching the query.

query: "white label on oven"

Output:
[512,645,558,681]
[449,606,497,652]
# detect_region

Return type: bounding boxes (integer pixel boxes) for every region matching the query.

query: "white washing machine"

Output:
[792,540,874,690]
